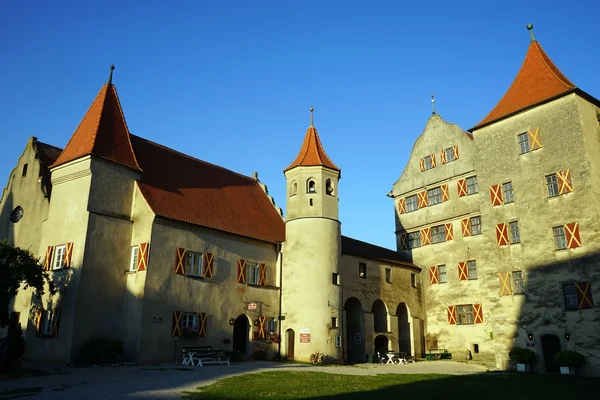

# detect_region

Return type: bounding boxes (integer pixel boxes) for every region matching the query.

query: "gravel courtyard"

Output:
[0,361,488,399]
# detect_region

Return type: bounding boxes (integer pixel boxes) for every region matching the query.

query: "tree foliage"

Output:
[0,240,55,327]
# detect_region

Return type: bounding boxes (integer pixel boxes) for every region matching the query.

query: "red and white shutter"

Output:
[429,266,439,284]
[237,259,246,283]
[419,158,425,172]
[447,306,457,325]
[399,232,408,250]
[418,191,428,208]
[440,149,446,164]
[63,242,74,268]
[496,223,509,246]
[203,252,215,278]
[558,170,573,194]
[458,262,468,280]
[421,227,431,246]
[473,304,484,323]
[461,218,471,237]
[457,179,467,197]
[174,248,186,275]
[445,223,454,241]
[398,198,406,214]
[490,184,503,206]
[430,154,436,167]
[45,246,54,271]
[258,315,266,338]
[452,145,459,160]
[528,127,542,150]
[565,222,581,249]
[441,184,449,202]
[137,242,149,271]
[259,263,267,286]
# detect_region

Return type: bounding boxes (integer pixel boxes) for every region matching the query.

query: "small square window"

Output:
[466,176,479,195]
[444,147,456,163]
[502,182,514,204]
[130,246,139,272]
[405,195,418,212]
[359,262,367,279]
[457,304,474,325]
[431,225,446,244]
[473,344,479,354]
[470,216,482,235]
[546,174,559,197]
[509,221,520,244]
[52,245,66,270]
[411,273,418,288]
[518,132,530,154]
[331,317,338,328]
[22,164,28,177]
[554,226,567,250]
[563,284,578,311]
[408,232,421,249]
[438,265,447,283]
[385,268,392,284]
[181,312,197,329]
[513,271,524,294]
[332,273,340,285]
[246,262,260,285]
[423,155,433,170]
[467,260,477,280]
[428,187,442,205]
[185,251,203,276]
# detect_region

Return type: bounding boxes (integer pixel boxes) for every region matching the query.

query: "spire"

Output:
[527,24,536,42]
[471,32,576,130]
[50,71,142,172]
[310,106,314,126]
[107,64,115,85]
[431,94,436,115]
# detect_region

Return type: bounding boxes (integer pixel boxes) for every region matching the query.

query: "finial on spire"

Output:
[431,94,436,115]
[108,64,115,85]
[309,106,314,126]
[527,24,536,42]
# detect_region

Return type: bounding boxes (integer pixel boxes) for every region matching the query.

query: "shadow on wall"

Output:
[0,191,15,244]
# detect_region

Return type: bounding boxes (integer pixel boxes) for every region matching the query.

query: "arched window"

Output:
[307,179,316,193]
[326,179,334,195]
[290,181,297,196]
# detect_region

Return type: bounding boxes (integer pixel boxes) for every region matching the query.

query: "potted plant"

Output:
[554,350,586,375]
[508,346,536,372]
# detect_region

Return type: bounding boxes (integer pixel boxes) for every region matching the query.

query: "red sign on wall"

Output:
[300,333,311,343]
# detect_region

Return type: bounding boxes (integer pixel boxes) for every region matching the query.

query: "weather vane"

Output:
[310,106,314,126]
[431,94,436,115]
[527,24,536,42]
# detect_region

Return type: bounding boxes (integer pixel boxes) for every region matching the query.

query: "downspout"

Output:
[277,242,283,359]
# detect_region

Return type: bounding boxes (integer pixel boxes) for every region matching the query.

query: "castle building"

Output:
[0,69,423,364]
[391,27,600,375]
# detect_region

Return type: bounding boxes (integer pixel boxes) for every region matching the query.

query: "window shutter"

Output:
[496,223,509,246]
[399,232,408,250]
[398,198,406,214]
[447,306,457,325]
[445,223,454,241]
[461,218,471,237]
[558,170,573,194]
[458,262,468,280]
[199,312,207,337]
[473,304,484,323]
[453,145,459,160]
[490,184,503,206]
[575,282,594,309]
[441,184,449,202]
[174,248,186,275]
[237,259,246,283]
[35,310,43,337]
[172,311,182,336]
[51,308,62,337]
[420,227,431,246]
[440,149,446,164]
[45,246,54,271]
[430,154,436,167]
[564,222,581,249]
[259,263,267,286]
[457,179,467,197]
[258,315,266,338]
[498,272,513,296]
[417,191,428,208]
[203,252,215,278]
[527,127,542,150]
[137,242,149,271]
[63,242,74,268]
[419,158,425,172]
[429,266,439,284]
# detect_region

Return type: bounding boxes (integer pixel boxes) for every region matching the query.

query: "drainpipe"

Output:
[277,242,283,359]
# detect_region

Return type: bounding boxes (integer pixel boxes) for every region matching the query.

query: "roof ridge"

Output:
[36,141,63,152]
[107,85,142,171]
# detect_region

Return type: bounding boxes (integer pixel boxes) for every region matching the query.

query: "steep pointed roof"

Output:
[472,40,576,130]
[50,76,142,172]
[284,125,340,173]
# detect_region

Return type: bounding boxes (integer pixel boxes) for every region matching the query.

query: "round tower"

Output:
[281,110,342,362]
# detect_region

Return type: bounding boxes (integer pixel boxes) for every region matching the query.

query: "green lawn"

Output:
[184,371,599,399]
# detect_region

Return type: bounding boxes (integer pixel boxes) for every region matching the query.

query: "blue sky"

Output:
[1,1,599,250]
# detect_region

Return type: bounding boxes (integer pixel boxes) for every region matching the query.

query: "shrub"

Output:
[78,337,124,365]
[553,350,586,368]
[310,351,325,365]
[508,346,536,364]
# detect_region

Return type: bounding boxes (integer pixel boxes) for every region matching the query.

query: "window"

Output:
[470,216,482,235]
[423,155,433,170]
[359,262,367,279]
[267,318,277,332]
[307,180,316,193]
[309,199,313,206]
[467,260,477,280]
[52,245,66,270]
[473,344,479,354]
[332,273,340,285]
[43,310,55,336]
[457,304,474,325]
[444,147,456,163]
[562,282,594,310]
[411,273,417,288]
[431,225,446,244]
[428,187,442,205]
[385,268,392,284]
[518,132,530,154]
[509,221,520,244]
[326,179,334,195]
[405,195,418,212]
[408,232,421,249]
[22,164,28,177]
[563,284,578,311]
[438,265,447,283]
[129,246,139,272]
[331,317,338,328]
[512,271,524,294]
[553,226,567,250]
[185,251,203,276]
[466,176,478,195]
[181,312,197,329]
[546,174,559,197]
[503,182,514,204]
[246,262,260,285]
[290,181,297,196]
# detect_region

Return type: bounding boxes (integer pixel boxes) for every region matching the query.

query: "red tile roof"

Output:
[284,126,340,173]
[50,84,142,171]
[341,236,420,270]
[131,135,285,244]
[472,41,576,130]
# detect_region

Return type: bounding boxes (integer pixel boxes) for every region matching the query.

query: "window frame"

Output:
[562,283,578,311]
[385,267,392,284]
[185,251,203,277]
[438,265,447,284]
[246,262,260,285]
[307,179,317,193]
[502,182,514,204]
[431,225,446,244]
[427,187,442,206]
[408,231,421,249]
[411,273,418,288]
[332,273,340,286]
[509,221,521,244]
[546,173,559,197]
[467,260,477,280]
[181,312,197,329]
[358,262,367,279]
[518,132,530,154]
[52,245,66,270]
[456,304,474,325]
[512,271,525,294]
[405,195,418,212]
[130,246,139,272]
[331,317,338,329]
[42,310,55,336]
[470,216,482,235]
[466,176,479,195]
[267,318,277,332]
[444,147,456,163]
[553,226,567,250]
[423,155,433,170]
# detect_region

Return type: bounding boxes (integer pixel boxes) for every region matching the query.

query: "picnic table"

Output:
[182,346,230,367]
[377,352,416,365]
[425,348,452,360]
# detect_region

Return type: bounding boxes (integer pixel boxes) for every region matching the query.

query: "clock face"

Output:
[10,206,23,223]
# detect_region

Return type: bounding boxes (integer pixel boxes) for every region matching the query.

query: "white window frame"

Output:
[466,176,478,195]
[411,273,418,288]
[438,265,447,283]
[553,226,567,250]
[52,245,66,270]
[467,260,477,280]
[509,221,521,244]
[267,318,277,332]
[470,216,482,235]
[444,147,455,163]
[181,312,197,329]
[246,262,260,285]
[456,304,474,325]
[130,246,139,272]
[43,310,55,336]
[502,182,514,204]
[185,251,203,276]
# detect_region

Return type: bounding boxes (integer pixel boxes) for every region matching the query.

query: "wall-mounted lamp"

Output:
[527,333,534,341]
[229,318,235,326]
[564,332,571,341]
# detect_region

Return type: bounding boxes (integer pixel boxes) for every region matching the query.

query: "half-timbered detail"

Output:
[495,223,509,246]
[490,184,503,206]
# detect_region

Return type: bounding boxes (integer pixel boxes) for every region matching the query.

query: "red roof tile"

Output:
[284,126,340,173]
[472,41,576,130]
[131,135,285,244]
[50,84,142,171]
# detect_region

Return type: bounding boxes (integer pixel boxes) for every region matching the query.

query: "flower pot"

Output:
[560,366,575,375]
[516,363,530,372]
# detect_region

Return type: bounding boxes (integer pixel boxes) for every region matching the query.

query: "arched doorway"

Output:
[233,315,249,355]
[374,335,389,358]
[345,297,365,363]
[372,299,388,333]
[286,329,295,359]
[541,334,561,373]
[397,303,411,355]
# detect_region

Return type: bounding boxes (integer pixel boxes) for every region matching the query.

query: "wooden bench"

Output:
[425,349,452,360]
[182,346,230,367]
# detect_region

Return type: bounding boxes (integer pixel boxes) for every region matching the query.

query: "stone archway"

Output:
[344,297,365,363]
[233,315,249,355]
[374,335,390,358]
[541,334,561,373]
[396,303,411,355]
[372,299,388,333]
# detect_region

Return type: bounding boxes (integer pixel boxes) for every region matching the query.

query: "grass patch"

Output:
[0,386,44,399]
[183,371,599,399]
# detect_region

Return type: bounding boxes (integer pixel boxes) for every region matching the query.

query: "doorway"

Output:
[397,303,411,355]
[344,297,365,363]
[541,334,561,373]
[233,315,249,355]
[374,335,389,359]
[286,329,295,359]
